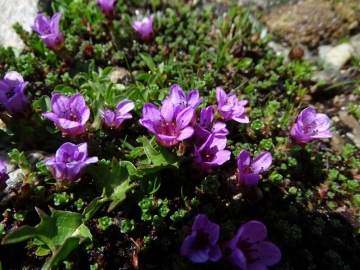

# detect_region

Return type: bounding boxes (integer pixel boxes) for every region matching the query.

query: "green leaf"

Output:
[139,52,156,73]
[108,179,136,212]
[83,196,109,222]
[36,245,51,256]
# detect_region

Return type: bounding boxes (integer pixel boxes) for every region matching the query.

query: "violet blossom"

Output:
[180,214,222,263]
[31,13,65,51]
[290,106,332,144]
[139,99,194,147]
[0,71,30,116]
[237,150,272,187]
[216,87,249,123]
[100,100,134,129]
[42,93,90,137]
[96,0,116,16]
[224,221,281,270]
[132,14,155,40]
[194,106,228,145]
[169,84,202,118]
[0,157,9,186]
[44,142,98,182]
[193,134,231,171]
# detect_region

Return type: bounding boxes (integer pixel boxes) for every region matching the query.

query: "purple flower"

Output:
[44,142,98,182]
[96,0,116,16]
[225,221,281,270]
[237,150,272,187]
[193,134,231,171]
[139,99,194,147]
[180,214,222,263]
[100,100,134,129]
[169,84,202,118]
[0,157,9,185]
[216,87,249,123]
[31,12,64,51]
[42,93,90,137]
[132,14,155,40]
[0,71,30,116]
[194,106,228,145]
[290,107,332,144]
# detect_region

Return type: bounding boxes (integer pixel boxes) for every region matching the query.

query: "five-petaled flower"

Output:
[216,87,249,123]
[168,84,202,118]
[42,93,90,137]
[224,221,281,270]
[290,106,332,144]
[193,134,231,171]
[132,14,155,40]
[139,99,194,147]
[31,12,65,51]
[44,142,98,182]
[0,157,9,186]
[100,100,134,129]
[180,214,222,263]
[0,71,30,116]
[96,0,116,17]
[237,150,272,187]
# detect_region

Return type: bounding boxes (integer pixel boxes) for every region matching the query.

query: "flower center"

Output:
[5,88,15,99]
[237,238,259,263]
[191,230,209,250]
[62,108,82,122]
[43,27,51,35]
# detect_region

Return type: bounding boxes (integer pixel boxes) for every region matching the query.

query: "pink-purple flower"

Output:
[96,0,116,17]
[100,100,134,129]
[0,71,30,116]
[132,14,155,40]
[31,12,65,51]
[139,99,194,147]
[224,221,281,270]
[42,93,90,137]
[44,142,98,182]
[193,134,231,171]
[0,157,9,186]
[216,87,249,123]
[237,150,272,187]
[180,214,222,263]
[169,84,202,118]
[290,107,332,144]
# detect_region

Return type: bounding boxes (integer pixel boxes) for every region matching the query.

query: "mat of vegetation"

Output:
[0,0,360,269]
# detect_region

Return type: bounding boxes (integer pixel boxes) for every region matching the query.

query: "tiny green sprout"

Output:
[33,186,45,198]
[202,203,215,216]
[346,180,359,191]
[14,210,27,222]
[8,149,31,175]
[74,199,85,211]
[170,209,189,223]
[338,174,347,181]
[201,175,220,193]
[63,261,72,269]
[152,215,166,231]
[98,216,113,230]
[190,198,200,208]
[90,263,99,270]
[349,158,360,168]
[353,194,360,207]
[270,171,283,183]
[141,212,152,221]
[143,236,151,245]
[251,107,262,118]
[159,204,170,218]
[259,138,274,151]
[0,223,5,235]
[342,143,356,160]
[121,219,135,234]
[53,192,72,206]
[265,100,280,116]
[251,119,265,132]
[280,163,287,170]
[327,191,335,199]
[45,72,58,86]
[328,169,339,181]
[288,157,297,167]
[288,187,297,195]
[139,196,155,213]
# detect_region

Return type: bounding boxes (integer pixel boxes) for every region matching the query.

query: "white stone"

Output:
[324,43,354,70]
[318,45,333,60]
[0,0,39,51]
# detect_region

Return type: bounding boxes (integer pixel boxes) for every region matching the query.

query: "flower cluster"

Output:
[132,14,155,40]
[181,214,281,269]
[0,71,30,116]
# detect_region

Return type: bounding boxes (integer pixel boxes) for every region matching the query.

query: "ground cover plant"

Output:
[0,0,360,269]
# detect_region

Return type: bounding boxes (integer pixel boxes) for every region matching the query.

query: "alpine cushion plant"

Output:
[139,99,194,147]
[96,0,116,17]
[193,134,231,171]
[169,84,203,118]
[42,93,90,137]
[31,12,65,51]
[224,221,281,270]
[44,142,98,182]
[180,214,222,263]
[290,106,332,144]
[100,100,134,130]
[132,14,155,40]
[237,150,272,187]
[216,87,249,123]
[0,71,30,116]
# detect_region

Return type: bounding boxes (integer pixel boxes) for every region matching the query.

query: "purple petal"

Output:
[187,90,202,108]
[31,14,50,34]
[139,118,157,135]
[115,100,134,116]
[142,103,161,122]
[204,150,231,167]
[225,248,247,270]
[243,173,261,187]
[175,106,194,130]
[169,84,186,105]
[42,112,60,123]
[237,150,251,169]
[85,157,98,164]
[79,107,90,125]
[247,262,268,270]
[69,94,86,109]
[58,118,85,136]
[251,241,281,266]
[216,87,227,107]
[177,126,194,141]
[50,12,62,35]
[232,114,250,123]
[187,248,210,263]
[290,123,311,143]
[311,130,332,139]
[3,71,24,87]
[41,34,59,50]
[192,214,210,231]
[314,113,330,131]
[50,94,69,116]
[100,109,115,126]
[298,107,316,126]
[132,21,142,31]
[251,152,272,174]
[161,98,174,123]
[180,233,196,256]
[65,162,86,182]
[239,221,267,242]
[208,245,222,262]
[199,106,213,128]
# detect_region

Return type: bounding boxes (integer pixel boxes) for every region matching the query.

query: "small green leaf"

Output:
[139,52,156,73]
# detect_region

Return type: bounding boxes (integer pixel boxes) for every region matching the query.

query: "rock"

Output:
[318,45,333,60]
[109,67,132,84]
[350,33,360,56]
[338,111,360,150]
[323,43,354,70]
[262,0,359,48]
